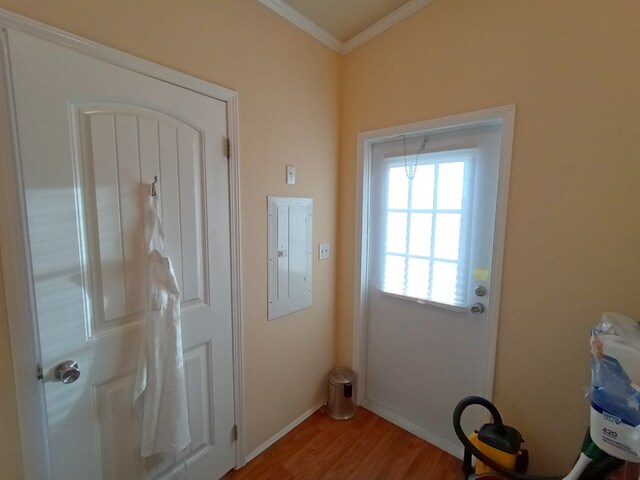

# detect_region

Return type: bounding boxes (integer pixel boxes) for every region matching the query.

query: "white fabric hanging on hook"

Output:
[134,194,191,457]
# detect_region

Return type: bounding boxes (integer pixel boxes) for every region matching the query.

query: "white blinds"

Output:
[381,148,475,307]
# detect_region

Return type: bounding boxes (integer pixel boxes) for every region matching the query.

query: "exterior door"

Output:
[6,29,235,479]
[365,124,503,456]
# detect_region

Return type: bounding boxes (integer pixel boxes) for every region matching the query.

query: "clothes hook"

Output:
[150,176,158,197]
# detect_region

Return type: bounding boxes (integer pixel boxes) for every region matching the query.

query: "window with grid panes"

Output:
[381,148,474,307]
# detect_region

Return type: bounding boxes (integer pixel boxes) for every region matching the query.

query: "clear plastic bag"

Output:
[590,312,640,461]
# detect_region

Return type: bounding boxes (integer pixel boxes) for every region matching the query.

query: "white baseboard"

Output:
[361,398,464,459]
[244,401,325,464]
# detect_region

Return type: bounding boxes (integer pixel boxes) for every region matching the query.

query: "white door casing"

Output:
[352,106,515,457]
[0,10,244,480]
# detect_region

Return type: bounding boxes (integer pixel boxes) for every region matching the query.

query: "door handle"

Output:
[470,303,486,315]
[54,360,81,384]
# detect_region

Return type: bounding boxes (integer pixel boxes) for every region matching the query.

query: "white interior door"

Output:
[7,29,235,479]
[364,124,504,456]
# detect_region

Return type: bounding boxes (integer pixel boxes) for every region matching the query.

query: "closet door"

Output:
[6,28,235,479]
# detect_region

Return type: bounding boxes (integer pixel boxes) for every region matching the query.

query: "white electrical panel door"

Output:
[268,196,313,320]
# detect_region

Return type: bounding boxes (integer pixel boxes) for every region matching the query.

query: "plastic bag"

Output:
[590,312,640,461]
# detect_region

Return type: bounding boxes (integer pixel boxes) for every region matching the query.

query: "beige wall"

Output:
[0,256,23,479]
[0,0,339,472]
[3,0,640,476]
[338,0,640,474]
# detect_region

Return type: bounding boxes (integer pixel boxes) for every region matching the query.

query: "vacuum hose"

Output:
[452,396,622,480]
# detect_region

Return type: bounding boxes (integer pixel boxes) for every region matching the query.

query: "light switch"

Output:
[319,243,330,260]
[286,165,296,185]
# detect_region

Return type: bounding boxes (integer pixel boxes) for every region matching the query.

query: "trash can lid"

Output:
[329,368,354,385]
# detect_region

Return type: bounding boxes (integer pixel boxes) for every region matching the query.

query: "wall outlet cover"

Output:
[319,243,330,260]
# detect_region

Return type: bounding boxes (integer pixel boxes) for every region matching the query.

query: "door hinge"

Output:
[226,138,231,160]
[232,424,238,442]
[36,363,43,381]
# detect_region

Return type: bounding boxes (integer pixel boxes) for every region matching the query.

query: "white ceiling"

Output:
[259,0,433,54]
[283,0,412,42]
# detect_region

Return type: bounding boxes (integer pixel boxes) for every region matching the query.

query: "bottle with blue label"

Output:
[590,312,640,462]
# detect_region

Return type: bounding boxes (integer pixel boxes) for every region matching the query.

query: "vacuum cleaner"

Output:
[454,313,640,480]
[453,395,624,480]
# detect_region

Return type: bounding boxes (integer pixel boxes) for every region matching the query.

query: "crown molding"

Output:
[342,0,434,54]
[257,0,343,52]
[258,0,433,55]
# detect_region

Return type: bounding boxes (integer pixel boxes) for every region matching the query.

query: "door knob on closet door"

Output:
[470,303,486,315]
[54,360,81,384]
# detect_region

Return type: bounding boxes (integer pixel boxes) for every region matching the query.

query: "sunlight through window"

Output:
[381,149,474,307]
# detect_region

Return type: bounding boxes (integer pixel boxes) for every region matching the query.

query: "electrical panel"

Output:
[267,196,312,320]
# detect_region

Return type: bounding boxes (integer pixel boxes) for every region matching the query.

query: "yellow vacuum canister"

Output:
[454,396,529,478]
[469,427,521,474]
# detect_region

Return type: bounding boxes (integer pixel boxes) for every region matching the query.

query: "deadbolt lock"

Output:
[474,286,487,297]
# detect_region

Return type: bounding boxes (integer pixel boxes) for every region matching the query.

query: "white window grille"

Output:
[381,148,475,307]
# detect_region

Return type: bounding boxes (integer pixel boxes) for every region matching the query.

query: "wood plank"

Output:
[90,113,126,322]
[114,113,146,317]
[224,407,462,480]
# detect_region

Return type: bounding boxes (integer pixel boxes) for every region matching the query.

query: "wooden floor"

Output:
[224,407,462,480]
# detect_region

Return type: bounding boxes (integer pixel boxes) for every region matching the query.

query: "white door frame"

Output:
[0,9,245,479]
[352,105,516,406]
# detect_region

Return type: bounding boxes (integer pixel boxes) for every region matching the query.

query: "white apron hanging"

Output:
[134,194,191,457]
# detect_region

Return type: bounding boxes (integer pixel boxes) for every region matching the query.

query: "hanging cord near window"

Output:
[402,135,429,180]
[150,176,158,197]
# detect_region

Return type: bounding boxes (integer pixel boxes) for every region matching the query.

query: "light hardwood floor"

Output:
[224,407,463,479]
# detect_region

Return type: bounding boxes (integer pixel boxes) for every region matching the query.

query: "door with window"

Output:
[365,124,503,455]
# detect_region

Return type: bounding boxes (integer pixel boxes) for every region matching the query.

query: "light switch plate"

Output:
[286,165,296,184]
[319,243,330,260]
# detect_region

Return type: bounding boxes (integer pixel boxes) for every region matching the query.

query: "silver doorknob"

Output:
[54,360,80,384]
[470,303,486,315]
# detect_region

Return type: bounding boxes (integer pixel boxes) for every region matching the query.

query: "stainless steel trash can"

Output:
[327,368,355,420]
